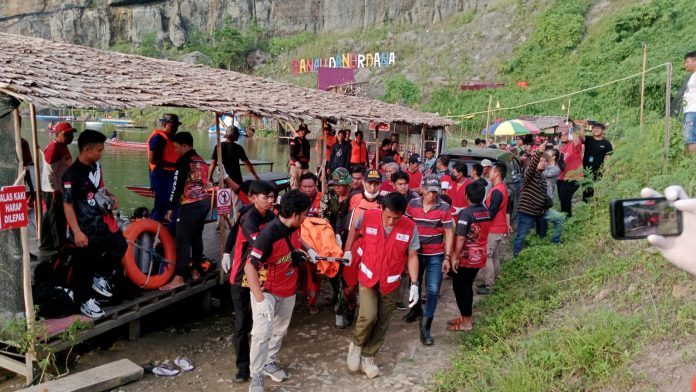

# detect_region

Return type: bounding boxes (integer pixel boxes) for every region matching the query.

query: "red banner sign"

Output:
[0,185,28,230]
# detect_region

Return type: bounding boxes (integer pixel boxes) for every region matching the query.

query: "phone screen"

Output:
[610,197,683,240]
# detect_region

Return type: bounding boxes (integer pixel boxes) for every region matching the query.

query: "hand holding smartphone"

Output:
[610,197,683,240]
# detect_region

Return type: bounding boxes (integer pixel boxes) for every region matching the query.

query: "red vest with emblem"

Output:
[359,209,415,295]
[486,182,509,234]
[307,192,323,217]
[147,129,179,171]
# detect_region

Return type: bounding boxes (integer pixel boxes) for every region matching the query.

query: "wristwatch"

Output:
[410,281,418,286]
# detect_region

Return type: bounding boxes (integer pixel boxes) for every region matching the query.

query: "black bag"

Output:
[557,152,567,172]
[32,283,78,319]
[543,195,554,212]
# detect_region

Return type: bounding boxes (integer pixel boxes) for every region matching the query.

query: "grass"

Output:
[435,119,696,391]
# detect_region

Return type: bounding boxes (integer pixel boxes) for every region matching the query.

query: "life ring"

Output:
[122,218,176,289]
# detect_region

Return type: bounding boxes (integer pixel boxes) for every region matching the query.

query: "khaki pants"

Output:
[475,233,505,287]
[289,163,307,190]
[249,293,296,377]
[352,284,398,357]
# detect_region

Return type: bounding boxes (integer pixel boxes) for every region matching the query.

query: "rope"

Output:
[438,63,672,120]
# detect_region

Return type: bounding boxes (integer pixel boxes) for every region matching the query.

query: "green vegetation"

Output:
[267,32,315,56]
[382,75,421,106]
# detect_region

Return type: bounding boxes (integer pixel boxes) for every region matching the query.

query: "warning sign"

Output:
[217,188,232,215]
[0,185,28,230]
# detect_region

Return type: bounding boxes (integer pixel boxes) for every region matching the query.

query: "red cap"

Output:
[54,122,77,133]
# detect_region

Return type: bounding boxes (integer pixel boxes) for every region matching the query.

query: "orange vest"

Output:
[325,135,337,161]
[350,140,367,165]
[359,209,415,294]
[147,129,179,171]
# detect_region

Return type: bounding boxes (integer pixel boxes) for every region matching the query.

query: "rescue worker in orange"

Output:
[298,172,322,315]
[147,113,181,230]
[337,169,383,328]
[344,192,420,379]
[349,131,368,168]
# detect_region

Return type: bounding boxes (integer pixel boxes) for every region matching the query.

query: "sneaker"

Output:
[248,374,264,392]
[92,275,114,298]
[80,298,105,318]
[396,302,408,311]
[476,286,491,295]
[347,341,361,372]
[262,362,287,382]
[360,356,380,379]
[234,369,250,383]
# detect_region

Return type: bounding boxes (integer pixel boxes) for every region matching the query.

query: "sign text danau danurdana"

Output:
[292,52,396,75]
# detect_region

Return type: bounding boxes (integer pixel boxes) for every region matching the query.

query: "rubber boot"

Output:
[420,317,434,346]
[402,302,422,323]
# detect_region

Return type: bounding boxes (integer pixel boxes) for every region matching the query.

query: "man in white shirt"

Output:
[682,51,696,154]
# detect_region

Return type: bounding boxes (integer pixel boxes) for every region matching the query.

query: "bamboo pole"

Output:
[640,42,648,128]
[485,95,493,137]
[12,109,35,385]
[213,112,226,284]
[28,104,43,240]
[320,119,327,194]
[566,97,572,122]
[664,63,672,165]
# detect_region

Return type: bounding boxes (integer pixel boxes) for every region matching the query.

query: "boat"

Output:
[85,121,104,128]
[99,118,136,126]
[36,114,75,121]
[208,113,246,136]
[105,139,148,150]
[126,172,290,199]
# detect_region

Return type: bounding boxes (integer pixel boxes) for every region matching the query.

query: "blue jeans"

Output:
[417,254,444,319]
[684,112,696,144]
[544,209,565,244]
[513,212,539,257]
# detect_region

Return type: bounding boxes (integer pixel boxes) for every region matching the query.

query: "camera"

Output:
[610,197,683,240]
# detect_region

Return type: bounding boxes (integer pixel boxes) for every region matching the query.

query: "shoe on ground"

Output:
[248,374,264,392]
[347,341,361,372]
[345,310,355,327]
[92,275,114,298]
[308,303,320,315]
[234,370,250,383]
[262,362,287,382]
[402,305,422,323]
[360,356,380,379]
[476,286,491,295]
[395,302,408,311]
[80,298,105,318]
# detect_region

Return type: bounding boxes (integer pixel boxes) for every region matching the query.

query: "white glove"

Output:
[335,234,343,249]
[307,249,319,264]
[641,186,696,276]
[408,284,419,308]
[342,251,352,266]
[222,253,231,273]
[256,297,274,322]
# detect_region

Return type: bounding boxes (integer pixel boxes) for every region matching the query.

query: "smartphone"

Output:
[610,197,683,240]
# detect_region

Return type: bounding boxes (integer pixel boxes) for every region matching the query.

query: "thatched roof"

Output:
[0,33,453,128]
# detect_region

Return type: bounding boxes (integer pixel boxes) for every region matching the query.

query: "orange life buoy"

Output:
[122,218,176,289]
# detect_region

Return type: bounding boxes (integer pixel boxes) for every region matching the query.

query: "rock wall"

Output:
[0,0,493,48]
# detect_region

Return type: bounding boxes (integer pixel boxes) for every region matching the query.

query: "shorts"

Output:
[683,112,696,144]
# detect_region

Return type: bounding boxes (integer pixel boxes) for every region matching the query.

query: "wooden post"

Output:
[12,109,35,384]
[213,112,227,284]
[320,119,327,194]
[29,104,43,240]
[640,42,648,128]
[485,95,493,137]
[566,97,572,122]
[664,63,672,164]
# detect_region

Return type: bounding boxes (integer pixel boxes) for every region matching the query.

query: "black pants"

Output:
[175,199,211,276]
[451,267,480,317]
[230,285,252,376]
[71,230,127,303]
[40,192,67,252]
[558,180,580,217]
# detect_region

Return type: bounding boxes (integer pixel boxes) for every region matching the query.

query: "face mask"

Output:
[364,189,380,200]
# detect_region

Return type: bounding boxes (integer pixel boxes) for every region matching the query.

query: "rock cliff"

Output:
[0,0,493,48]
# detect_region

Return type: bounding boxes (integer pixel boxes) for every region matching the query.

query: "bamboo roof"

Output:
[0,33,453,128]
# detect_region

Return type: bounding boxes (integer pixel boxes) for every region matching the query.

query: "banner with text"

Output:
[0,185,28,230]
[292,52,396,75]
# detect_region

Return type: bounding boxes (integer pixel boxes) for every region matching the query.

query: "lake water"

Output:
[21,118,289,212]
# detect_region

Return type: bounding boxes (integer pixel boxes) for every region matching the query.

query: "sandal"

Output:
[447,316,466,325]
[447,322,473,332]
[152,363,181,377]
[174,357,194,372]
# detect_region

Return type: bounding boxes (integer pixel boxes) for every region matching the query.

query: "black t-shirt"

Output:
[290,137,310,164]
[62,160,118,242]
[583,137,613,173]
[211,141,249,185]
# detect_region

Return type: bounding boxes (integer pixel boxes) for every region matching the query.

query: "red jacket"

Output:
[359,209,415,294]
[447,178,472,212]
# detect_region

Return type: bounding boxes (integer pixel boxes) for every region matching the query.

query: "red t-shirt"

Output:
[407,169,423,190]
[559,141,584,180]
[248,218,301,297]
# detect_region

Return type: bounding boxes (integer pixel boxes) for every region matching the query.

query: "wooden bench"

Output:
[23,359,142,392]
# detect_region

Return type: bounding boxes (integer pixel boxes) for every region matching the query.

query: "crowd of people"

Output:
[33,112,613,392]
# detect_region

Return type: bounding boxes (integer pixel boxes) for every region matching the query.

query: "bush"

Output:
[382,75,421,106]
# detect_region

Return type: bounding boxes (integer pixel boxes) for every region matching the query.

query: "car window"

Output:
[508,156,521,180]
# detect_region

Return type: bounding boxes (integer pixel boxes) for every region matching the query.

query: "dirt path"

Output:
[62,280,460,392]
